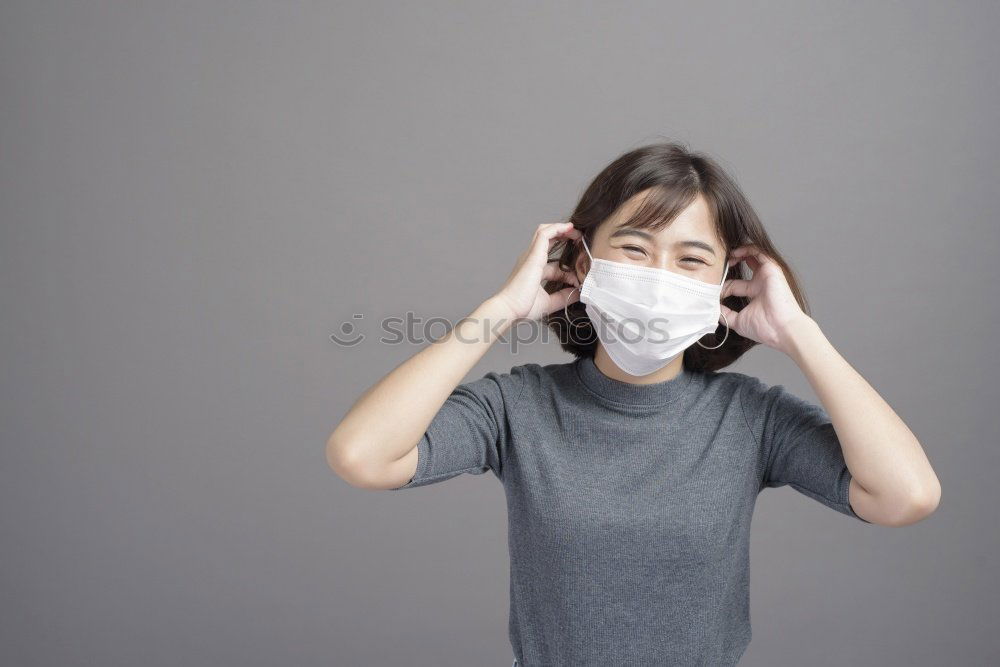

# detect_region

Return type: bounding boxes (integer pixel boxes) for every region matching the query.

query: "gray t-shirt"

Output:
[391,355,869,666]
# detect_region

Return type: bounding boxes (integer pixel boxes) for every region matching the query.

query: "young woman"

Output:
[327,142,940,666]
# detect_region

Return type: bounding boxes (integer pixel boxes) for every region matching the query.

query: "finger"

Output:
[542,263,579,285]
[530,222,577,260]
[720,303,737,325]
[534,221,575,238]
[730,244,765,257]
[550,221,583,240]
[729,250,760,274]
[722,278,752,298]
[730,245,770,271]
[539,221,581,239]
[541,261,579,284]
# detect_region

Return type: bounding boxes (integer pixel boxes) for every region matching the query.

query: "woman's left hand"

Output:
[720,245,813,354]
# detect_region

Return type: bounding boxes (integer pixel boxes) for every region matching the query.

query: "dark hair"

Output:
[542,140,814,373]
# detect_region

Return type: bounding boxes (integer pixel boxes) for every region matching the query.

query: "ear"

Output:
[574,239,590,282]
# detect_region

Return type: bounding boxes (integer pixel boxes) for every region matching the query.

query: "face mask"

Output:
[576,236,729,377]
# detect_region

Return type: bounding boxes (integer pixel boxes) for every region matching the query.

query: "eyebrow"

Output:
[608,228,717,256]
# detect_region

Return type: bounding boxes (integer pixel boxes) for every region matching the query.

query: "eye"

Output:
[682,256,708,265]
[621,245,648,256]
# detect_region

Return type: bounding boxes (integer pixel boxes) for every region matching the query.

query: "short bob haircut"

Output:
[542,140,814,373]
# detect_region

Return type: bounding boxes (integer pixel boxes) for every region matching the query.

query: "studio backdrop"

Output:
[1,2,997,666]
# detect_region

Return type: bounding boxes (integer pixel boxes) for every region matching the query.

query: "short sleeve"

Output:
[742,377,871,523]
[388,366,526,490]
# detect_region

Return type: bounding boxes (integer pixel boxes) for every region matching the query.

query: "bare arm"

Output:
[326,222,581,489]
[722,244,941,526]
[780,316,940,526]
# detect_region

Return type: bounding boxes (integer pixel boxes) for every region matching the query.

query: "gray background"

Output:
[1,1,996,665]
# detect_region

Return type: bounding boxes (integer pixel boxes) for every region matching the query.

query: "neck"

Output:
[593,345,685,385]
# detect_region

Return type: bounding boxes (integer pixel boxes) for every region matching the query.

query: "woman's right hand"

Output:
[492,221,583,322]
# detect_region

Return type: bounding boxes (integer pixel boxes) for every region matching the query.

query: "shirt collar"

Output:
[574,355,695,406]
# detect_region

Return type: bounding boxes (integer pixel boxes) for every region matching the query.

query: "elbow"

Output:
[883,479,941,526]
[326,433,378,489]
[326,431,364,486]
[909,478,942,521]
[325,432,347,475]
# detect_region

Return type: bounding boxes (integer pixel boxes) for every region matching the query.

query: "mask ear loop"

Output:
[718,254,730,286]
[563,236,593,321]
[696,311,729,349]
[697,255,731,350]
[563,287,580,321]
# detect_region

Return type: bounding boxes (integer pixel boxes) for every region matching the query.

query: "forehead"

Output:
[602,190,720,248]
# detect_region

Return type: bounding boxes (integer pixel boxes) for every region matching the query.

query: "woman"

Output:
[327,142,940,666]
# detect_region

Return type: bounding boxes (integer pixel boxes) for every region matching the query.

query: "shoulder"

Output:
[702,369,778,417]
[710,370,820,429]
[699,369,765,397]
[477,360,553,388]
[464,360,574,411]
[500,359,577,399]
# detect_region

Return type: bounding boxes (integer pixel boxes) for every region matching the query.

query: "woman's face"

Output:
[579,191,728,286]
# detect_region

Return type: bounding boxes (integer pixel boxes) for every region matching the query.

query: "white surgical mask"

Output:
[577,237,729,377]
